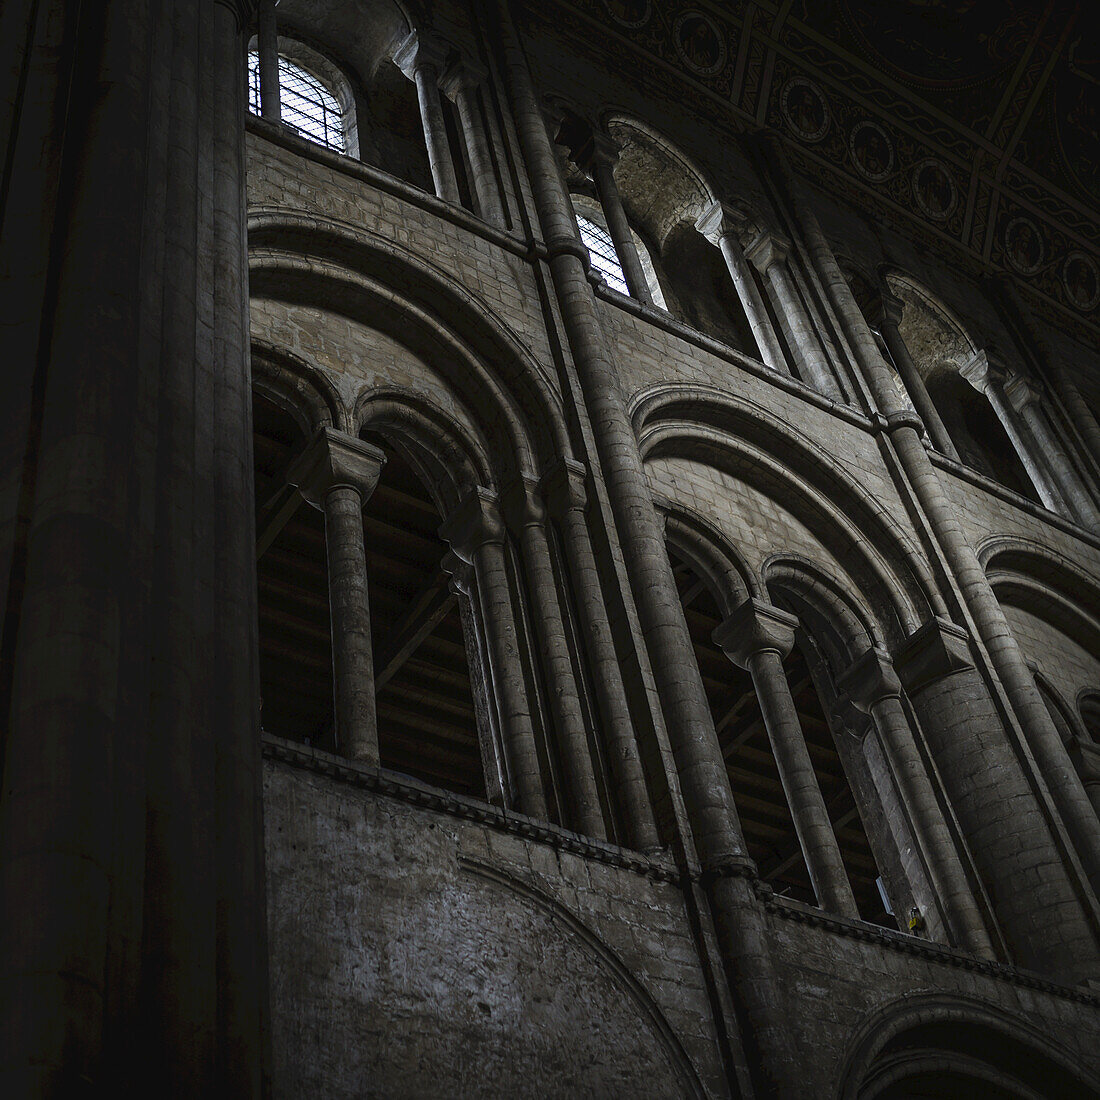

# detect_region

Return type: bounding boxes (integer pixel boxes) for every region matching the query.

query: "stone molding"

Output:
[837,647,903,714]
[500,475,547,532]
[440,486,507,559]
[287,427,386,507]
[893,617,973,695]
[540,457,588,518]
[713,597,798,668]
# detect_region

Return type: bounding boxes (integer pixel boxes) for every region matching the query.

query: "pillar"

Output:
[745,229,843,400]
[288,429,385,764]
[441,58,505,226]
[0,0,268,1090]
[838,648,995,957]
[541,461,659,849]
[256,0,281,122]
[1005,373,1100,532]
[895,619,1099,981]
[492,7,798,1088]
[443,488,547,818]
[715,600,859,918]
[959,349,1064,513]
[577,132,653,305]
[695,201,788,376]
[503,477,605,838]
[394,32,461,204]
[875,292,959,460]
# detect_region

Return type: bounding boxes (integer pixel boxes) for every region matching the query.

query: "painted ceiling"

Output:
[549,0,1100,341]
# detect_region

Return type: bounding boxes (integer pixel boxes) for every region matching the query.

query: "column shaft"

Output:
[256,0,281,122]
[550,485,659,848]
[323,486,378,763]
[514,510,605,838]
[867,694,994,956]
[717,233,788,375]
[471,537,547,818]
[591,156,653,305]
[450,79,505,226]
[413,63,461,204]
[749,649,858,917]
[878,317,959,460]
[763,254,840,399]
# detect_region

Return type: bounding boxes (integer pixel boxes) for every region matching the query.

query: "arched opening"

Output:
[360,433,486,799]
[926,368,1039,500]
[254,391,334,744]
[1081,693,1100,744]
[571,191,667,305]
[670,548,890,922]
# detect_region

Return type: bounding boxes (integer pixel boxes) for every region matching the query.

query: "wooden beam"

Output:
[374,573,456,692]
[256,483,304,560]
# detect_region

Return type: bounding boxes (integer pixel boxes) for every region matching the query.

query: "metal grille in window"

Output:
[576,214,629,294]
[247,52,346,154]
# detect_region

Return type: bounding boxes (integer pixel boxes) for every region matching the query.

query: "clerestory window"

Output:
[248,51,347,154]
[576,213,630,295]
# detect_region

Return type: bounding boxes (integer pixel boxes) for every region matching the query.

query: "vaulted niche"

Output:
[360,434,486,799]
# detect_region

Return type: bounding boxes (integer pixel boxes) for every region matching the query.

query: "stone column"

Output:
[288,429,386,764]
[577,132,654,305]
[875,293,959,460]
[895,619,1098,980]
[695,201,789,376]
[715,599,859,918]
[959,349,1064,513]
[838,648,995,957]
[1071,741,1100,825]
[443,488,547,818]
[441,58,505,227]
[503,477,605,838]
[542,461,659,850]
[1005,374,1100,532]
[493,9,798,1088]
[746,230,843,400]
[0,0,268,1090]
[394,32,461,204]
[256,0,281,121]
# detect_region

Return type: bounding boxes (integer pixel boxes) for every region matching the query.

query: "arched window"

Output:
[248,50,349,155]
[572,193,668,306]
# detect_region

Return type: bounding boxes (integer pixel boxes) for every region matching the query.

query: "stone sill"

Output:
[261,732,680,883]
[764,889,1100,1006]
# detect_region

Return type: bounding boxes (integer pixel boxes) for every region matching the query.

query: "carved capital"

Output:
[500,476,547,533]
[875,291,906,331]
[959,348,1008,395]
[744,230,791,274]
[440,487,506,562]
[1003,372,1043,413]
[694,200,753,246]
[393,31,451,79]
[837,648,902,715]
[540,458,588,518]
[440,55,488,99]
[713,598,798,669]
[287,428,386,509]
[893,617,973,695]
[572,131,621,175]
[441,549,474,595]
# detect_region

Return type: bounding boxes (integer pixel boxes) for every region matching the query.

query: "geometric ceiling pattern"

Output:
[551,0,1100,344]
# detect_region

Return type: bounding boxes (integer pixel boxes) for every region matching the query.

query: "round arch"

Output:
[836,993,1100,1099]
[632,384,941,646]
[252,340,348,434]
[247,209,572,477]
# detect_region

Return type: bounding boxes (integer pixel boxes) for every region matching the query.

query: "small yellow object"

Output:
[908,906,925,933]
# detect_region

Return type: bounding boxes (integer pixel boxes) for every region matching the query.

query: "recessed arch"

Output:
[252,340,348,434]
[247,209,573,478]
[836,993,1100,1100]
[632,383,941,646]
